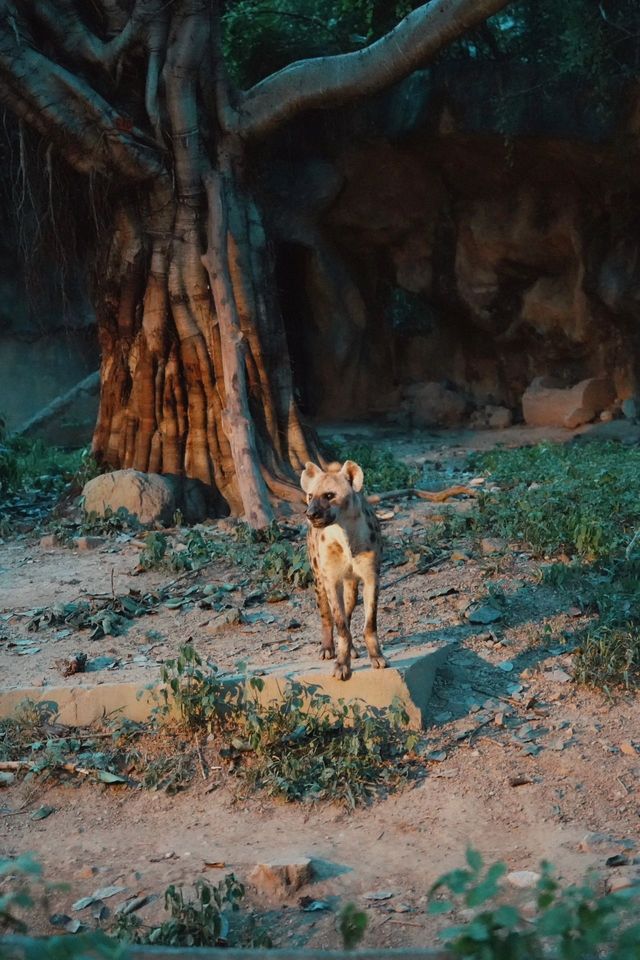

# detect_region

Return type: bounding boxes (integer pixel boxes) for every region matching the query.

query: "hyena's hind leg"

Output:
[314,577,335,660]
[344,578,360,659]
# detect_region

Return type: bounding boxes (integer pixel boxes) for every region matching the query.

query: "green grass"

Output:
[469,441,640,691]
[469,441,640,560]
[327,440,419,492]
[0,434,97,499]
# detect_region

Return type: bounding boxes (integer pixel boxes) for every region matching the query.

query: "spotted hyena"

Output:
[300,460,388,680]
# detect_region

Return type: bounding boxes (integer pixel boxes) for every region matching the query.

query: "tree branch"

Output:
[230,0,512,139]
[0,9,163,180]
[22,0,162,72]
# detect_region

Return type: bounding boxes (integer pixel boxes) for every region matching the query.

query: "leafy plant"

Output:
[0,855,43,934]
[429,848,640,959]
[327,440,419,493]
[159,643,228,732]
[146,876,245,948]
[339,902,368,950]
[234,682,417,807]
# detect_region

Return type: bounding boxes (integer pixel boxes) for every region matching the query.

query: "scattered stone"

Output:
[363,890,394,901]
[620,741,638,757]
[605,870,640,894]
[39,534,59,549]
[300,898,330,912]
[0,772,15,787]
[466,603,502,625]
[451,550,470,563]
[509,774,534,787]
[480,537,506,555]
[249,858,313,898]
[471,405,513,430]
[606,854,630,869]
[546,668,572,684]
[622,397,638,421]
[82,470,176,526]
[498,661,514,672]
[74,536,106,551]
[577,833,634,854]
[600,409,614,423]
[507,870,541,889]
[205,608,242,634]
[522,376,616,429]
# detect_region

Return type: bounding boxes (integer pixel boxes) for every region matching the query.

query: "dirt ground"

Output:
[2,422,640,949]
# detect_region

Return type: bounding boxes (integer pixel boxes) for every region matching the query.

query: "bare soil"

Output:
[1,422,640,949]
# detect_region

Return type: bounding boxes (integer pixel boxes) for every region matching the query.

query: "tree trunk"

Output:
[92,169,320,524]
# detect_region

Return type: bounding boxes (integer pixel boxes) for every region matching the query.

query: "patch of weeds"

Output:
[573,623,640,692]
[429,847,640,959]
[469,441,640,561]
[339,902,368,949]
[161,645,419,807]
[260,540,312,587]
[27,589,157,639]
[233,681,419,808]
[0,854,43,934]
[327,440,419,492]
[51,506,141,545]
[160,643,228,732]
[139,523,312,590]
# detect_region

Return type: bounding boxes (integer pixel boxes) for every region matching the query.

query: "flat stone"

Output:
[0,771,15,787]
[507,870,540,889]
[480,537,506,555]
[0,639,450,730]
[39,534,59,550]
[605,870,640,893]
[249,858,313,897]
[74,536,106,551]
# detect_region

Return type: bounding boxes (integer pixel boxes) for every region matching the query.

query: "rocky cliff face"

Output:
[271,67,640,425]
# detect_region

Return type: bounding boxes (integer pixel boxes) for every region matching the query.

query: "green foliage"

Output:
[0,436,92,499]
[327,440,419,493]
[162,645,417,807]
[139,524,312,588]
[231,682,417,807]
[146,876,245,948]
[339,902,368,950]
[470,442,640,561]
[429,848,640,960]
[160,643,227,732]
[0,854,42,934]
[222,0,408,87]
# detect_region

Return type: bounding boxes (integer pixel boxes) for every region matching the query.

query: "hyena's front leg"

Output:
[315,578,335,660]
[362,571,388,669]
[344,578,360,659]
[325,579,354,680]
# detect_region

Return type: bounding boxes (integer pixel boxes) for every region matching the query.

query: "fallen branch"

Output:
[368,485,476,505]
[1,760,97,777]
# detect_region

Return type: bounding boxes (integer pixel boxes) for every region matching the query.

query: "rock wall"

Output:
[270,66,640,425]
[0,239,98,436]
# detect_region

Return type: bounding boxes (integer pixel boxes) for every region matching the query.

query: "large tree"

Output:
[0,0,509,526]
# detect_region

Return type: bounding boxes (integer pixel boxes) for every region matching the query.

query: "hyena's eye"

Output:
[324,492,335,501]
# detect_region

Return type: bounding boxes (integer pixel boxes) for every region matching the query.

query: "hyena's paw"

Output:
[370,655,388,669]
[333,662,352,681]
[320,646,336,660]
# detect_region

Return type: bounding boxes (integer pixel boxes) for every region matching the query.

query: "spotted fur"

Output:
[300,460,387,681]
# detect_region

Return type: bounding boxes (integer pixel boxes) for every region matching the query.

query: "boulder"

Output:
[248,858,313,898]
[470,404,513,430]
[82,470,176,526]
[522,377,615,429]
[404,381,467,428]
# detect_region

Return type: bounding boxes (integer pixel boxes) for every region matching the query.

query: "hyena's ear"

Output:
[301,461,323,493]
[340,460,364,492]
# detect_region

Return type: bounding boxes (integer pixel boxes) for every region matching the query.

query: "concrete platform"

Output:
[0,636,450,730]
